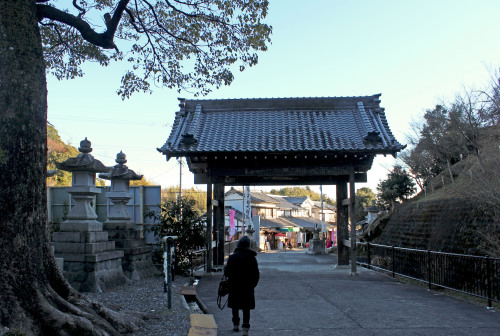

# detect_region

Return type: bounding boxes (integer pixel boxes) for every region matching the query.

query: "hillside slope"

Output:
[365,125,500,256]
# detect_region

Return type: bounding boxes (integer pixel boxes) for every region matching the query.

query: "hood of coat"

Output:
[234,247,257,257]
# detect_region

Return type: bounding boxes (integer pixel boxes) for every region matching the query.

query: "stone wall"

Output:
[369,198,498,255]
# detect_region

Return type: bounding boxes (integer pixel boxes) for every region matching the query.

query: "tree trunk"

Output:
[0,1,137,334]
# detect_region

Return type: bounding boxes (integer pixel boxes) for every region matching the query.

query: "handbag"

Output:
[217,274,229,310]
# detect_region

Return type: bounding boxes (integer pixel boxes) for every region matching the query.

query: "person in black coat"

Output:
[224,236,259,334]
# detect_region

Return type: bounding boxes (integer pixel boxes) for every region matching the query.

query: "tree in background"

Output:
[47,123,79,186]
[129,175,157,186]
[377,165,416,211]
[401,72,500,190]
[148,198,206,275]
[269,186,336,206]
[355,187,376,222]
[0,1,271,334]
[161,186,207,212]
[47,124,108,187]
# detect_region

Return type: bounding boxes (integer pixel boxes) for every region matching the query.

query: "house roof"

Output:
[284,196,310,206]
[259,216,331,230]
[259,217,300,229]
[312,201,336,211]
[159,95,404,158]
[285,216,333,229]
[267,195,302,210]
[226,188,279,204]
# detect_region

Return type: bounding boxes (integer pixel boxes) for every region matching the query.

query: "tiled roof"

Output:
[285,217,332,229]
[312,201,336,211]
[226,188,280,204]
[259,217,300,229]
[259,216,332,229]
[267,195,302,210]
[159,95,405,157]
[283,196,310,206]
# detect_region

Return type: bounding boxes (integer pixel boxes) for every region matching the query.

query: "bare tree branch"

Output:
[72,0,86,18]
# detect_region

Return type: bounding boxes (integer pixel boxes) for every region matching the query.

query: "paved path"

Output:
[195,250,500,335]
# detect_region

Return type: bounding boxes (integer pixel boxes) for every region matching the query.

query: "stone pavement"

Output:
[195,250,500,336]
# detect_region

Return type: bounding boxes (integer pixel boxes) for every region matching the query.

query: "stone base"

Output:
[60,220,103,232]
[53,222,128,292]
[59,251,128,293]
[122,247,159,280]
[105,223,157,280]
[103,220,136,231]
[306,239,327,255]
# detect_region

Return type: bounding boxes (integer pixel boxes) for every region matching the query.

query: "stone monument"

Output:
[307,228,327,255]
[52,138,127,292]
[99,151,156,280]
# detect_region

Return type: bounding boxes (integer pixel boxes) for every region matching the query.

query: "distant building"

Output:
[224,188,335,250]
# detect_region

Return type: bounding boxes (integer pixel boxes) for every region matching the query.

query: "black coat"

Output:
[224,247,260,310]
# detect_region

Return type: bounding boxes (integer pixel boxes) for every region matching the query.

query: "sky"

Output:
[46,0,500,200]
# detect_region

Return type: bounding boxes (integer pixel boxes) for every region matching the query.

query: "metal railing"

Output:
[188,241,238,275]
[356,242,500,307]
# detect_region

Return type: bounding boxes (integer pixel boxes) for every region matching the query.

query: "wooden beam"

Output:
[349,171,357,275]
[201,173,367,186]
[336,182,349,266]
[206,181,213,271]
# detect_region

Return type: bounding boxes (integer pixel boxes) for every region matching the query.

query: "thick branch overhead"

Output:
[36,1,131,49]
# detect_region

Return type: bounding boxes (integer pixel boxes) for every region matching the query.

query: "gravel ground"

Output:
[85,275,196,336]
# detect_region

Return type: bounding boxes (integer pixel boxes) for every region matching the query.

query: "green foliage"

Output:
[148,198,206,275]
[38,0,272,98]
[355,187,376,222]
[269,186,336,206]
[46,124,79,186]
[377,165,416,211]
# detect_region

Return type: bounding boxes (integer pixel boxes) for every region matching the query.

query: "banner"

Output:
[244,186,252,228]
[229,209,236,239]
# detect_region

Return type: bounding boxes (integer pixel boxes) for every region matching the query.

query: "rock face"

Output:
[370,198,498,255]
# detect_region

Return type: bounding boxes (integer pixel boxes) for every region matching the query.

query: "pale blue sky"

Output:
[47,0,500,199]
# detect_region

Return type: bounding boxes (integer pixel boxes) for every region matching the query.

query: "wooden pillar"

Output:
[213,183,225,266]
[336,181,349,266]
[349,171,357,275]
[206,181,213,271]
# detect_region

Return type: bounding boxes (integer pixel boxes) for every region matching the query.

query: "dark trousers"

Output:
[232,308,250,328]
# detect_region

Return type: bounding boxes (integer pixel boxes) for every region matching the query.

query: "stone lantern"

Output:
[99,151,155,280]
[99,151,143,228]
[55,137,110,231]
[52,138,127,292]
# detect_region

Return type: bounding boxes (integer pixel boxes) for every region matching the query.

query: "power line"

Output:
[48,114,172,128]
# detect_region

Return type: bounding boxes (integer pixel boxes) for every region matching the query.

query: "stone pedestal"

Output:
[52,230,127,292]
[104,221,156,280]
[307,238,327,255]
[307,229,326,255]
[53,138,128,292]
